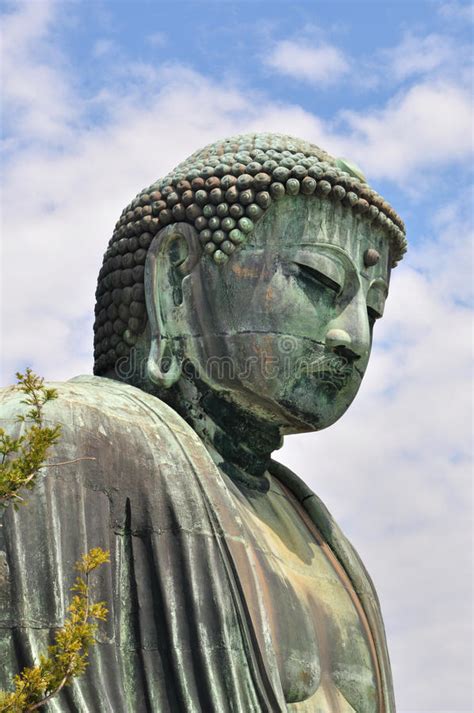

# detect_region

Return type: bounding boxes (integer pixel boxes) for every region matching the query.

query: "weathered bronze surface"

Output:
[0,133,405,712]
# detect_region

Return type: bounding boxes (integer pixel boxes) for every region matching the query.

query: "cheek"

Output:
[181,331,318,400]
[194,270,337,342]
[184,263,274,334]
[183,260,349,380]
[260,269,344,336]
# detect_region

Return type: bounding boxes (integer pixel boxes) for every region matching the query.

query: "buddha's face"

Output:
[171,196,391,435]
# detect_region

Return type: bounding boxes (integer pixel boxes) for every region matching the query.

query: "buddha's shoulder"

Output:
[0,375,198,453]
[0,377,221,537]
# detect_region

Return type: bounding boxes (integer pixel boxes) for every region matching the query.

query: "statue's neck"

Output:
[171,376,283,492]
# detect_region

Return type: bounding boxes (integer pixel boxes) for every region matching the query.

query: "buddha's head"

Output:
[94,133,406,435]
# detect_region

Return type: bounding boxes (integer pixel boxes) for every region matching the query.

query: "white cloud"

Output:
[438,1,474,22]
[262,34,473,183]
[265,39,349,86]
[0,0,77,145]
[412,194,473,306]
[383,32,457,82]
[331,80,473,182]
[374,29,473,92]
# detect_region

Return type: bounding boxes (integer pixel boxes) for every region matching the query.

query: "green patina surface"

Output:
[0,133,404,712]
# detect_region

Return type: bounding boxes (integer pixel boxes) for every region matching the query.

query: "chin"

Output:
[277,377,362,434]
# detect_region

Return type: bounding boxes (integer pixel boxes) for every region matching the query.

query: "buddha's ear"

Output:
[144,222,201,388]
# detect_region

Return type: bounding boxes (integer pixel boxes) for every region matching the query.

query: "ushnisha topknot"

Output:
[93,132,407,374]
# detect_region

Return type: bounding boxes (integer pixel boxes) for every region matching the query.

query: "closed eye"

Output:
[367,284,386,322]
[295,262,340,293]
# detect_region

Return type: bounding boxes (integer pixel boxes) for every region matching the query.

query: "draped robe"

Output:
[0,376,395,712]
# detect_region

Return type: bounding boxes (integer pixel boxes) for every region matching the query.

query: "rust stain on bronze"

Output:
[264,284,274,306]
[231,263,261,279]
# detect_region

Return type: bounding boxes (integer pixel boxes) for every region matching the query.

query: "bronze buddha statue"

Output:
[0,133,406,712]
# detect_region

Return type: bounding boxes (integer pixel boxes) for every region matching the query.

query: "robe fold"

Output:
[0,376,395,712]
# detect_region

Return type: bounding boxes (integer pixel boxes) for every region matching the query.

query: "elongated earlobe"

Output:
[147,337,182,388]
[144,223,201,390]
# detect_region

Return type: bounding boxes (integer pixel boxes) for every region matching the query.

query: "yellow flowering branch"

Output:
[0,548,110,712]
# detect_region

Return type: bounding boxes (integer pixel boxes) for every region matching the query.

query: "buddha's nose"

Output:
[324,291,370,361]
[325,328,352,349]
[325,328,360,361]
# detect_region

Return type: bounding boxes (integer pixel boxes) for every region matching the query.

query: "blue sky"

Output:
[1,1,473,710]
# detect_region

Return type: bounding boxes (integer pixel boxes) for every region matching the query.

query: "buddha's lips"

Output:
[301,354,355,389]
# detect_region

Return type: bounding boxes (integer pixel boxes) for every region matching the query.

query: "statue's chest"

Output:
[233,479,379,712]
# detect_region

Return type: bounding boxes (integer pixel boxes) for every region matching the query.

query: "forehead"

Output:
[246,195,391,279]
